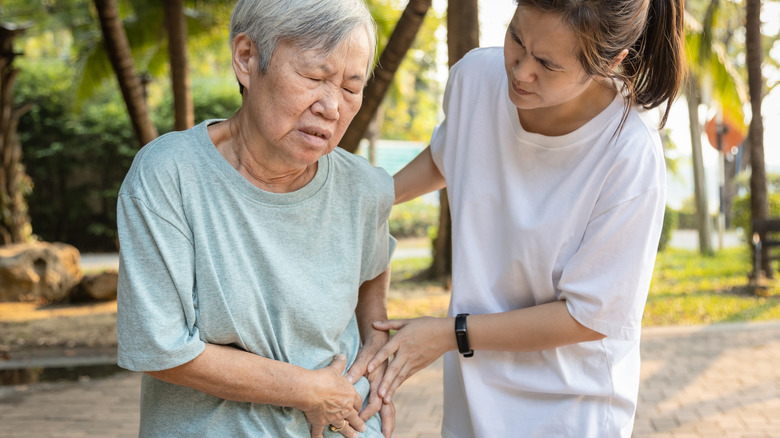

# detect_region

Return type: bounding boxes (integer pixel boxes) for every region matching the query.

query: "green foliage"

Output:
[646,247,780,326]
[731,192,780,241]
[155,78,241,133]
[16,58,246,251]
[16,59,137,251]
[658,205,678,252]
[389,199,438,239]
[376,2,444,141]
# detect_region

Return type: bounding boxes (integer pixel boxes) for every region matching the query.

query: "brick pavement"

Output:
[1,321,779,438]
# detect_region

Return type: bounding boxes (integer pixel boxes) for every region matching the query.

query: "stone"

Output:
[0,242,83,302]
[70,271,118,302]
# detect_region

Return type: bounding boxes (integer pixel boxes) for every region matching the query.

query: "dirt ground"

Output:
[0,301,118,361]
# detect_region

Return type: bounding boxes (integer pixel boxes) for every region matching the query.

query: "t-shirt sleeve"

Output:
[558,186,665,341]
[116,193,205,372]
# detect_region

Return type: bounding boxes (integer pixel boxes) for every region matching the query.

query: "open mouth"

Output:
[301,128,330,140]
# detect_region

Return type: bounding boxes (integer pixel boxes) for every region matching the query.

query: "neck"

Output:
[209,116,318,193]
[518,80,617,136]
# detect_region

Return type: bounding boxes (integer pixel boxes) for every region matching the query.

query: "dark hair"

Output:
[515,0,686,129]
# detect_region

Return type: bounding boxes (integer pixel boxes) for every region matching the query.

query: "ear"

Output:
[610,49,629,71]
[232,33,254,92]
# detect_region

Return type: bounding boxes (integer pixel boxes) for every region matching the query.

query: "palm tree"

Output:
[93,0,158,146]
[745,0,768,278]
[340,0,433,153]
[423,0,480,283]
[683,8,747,255]
[164,0,193,131]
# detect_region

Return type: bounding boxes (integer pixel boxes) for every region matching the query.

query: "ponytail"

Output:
[626,0,686,128]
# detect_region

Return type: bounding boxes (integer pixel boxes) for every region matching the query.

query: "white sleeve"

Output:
[559,186,665,341]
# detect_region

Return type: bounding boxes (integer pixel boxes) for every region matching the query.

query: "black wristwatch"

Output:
[455,313,474,357]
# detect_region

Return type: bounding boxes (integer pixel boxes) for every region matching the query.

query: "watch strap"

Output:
[455,313,474,357]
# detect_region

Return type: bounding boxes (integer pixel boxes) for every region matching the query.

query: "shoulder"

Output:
[120,123,212,198]
[329,147,394,204]
[599,106,666,199]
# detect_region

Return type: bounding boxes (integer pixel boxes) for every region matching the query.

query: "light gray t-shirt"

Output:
[116,120,395,437]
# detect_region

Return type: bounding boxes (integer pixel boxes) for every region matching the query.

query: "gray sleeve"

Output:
[116,194,205,372]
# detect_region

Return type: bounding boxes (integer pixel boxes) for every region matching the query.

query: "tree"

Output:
[683,6,747,255]
[423,0,480,284]
[745,0,768,278]
[340,0,433,153]
[93,0,158,146]
[164,0,194,131]
[0,23,34,245]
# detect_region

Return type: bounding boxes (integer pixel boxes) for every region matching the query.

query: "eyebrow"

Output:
[508,24,565,71]
[313,62,366,85]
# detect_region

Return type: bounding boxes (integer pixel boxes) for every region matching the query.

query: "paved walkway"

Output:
[1,321,779,437]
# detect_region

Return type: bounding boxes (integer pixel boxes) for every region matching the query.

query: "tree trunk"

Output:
[745,0,769,279]
[425,0,480,283]
[340,0,432,153]
[685,75,714,255]
[0,24,33,246]
[164,0,194,131]
[94,0,158,146]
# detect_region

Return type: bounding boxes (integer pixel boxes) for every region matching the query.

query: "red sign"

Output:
[705,115,745,152]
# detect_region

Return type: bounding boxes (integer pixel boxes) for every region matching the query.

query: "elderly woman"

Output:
[115,0,395,437]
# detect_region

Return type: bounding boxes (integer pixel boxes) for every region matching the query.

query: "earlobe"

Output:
[232,34,253,91]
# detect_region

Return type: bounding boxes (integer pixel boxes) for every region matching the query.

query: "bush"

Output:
[732,192,780,241]
[16,62,243,252]
[389,199,438,239]
[658,205,678,251]
[17,61,137,251]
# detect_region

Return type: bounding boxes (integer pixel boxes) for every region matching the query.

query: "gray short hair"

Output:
[229,0,378,80]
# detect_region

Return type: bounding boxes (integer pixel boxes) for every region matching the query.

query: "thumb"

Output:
[328,354,348,374]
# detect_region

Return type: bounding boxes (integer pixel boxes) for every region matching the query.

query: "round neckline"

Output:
[500,78,625,149]
[197,120,330,206]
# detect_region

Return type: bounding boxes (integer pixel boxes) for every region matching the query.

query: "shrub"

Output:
[389,199,438,239]
[658,205,678,251]
[732,192,780,241]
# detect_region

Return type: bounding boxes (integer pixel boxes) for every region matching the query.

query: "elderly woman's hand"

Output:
[302,354,365,438]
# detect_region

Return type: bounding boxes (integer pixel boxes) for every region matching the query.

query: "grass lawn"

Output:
[388,246,780,326]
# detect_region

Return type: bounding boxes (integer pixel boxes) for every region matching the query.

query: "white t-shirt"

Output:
[430,48,666,438]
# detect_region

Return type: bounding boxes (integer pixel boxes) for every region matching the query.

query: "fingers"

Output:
[377,356,409,403]
[367,337,400,374]
[345,349,369,384]
[327,354,348,375]
[380,401,396,438]
[310,424,324,438]
[359,387,382,421]
[372,319,408,332]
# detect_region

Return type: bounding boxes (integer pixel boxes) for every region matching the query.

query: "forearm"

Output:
[356,268,391,345]
[393,146,445,204]
[467,301,605,352]
[146,343,312,409]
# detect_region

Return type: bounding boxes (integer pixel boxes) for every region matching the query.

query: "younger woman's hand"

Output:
[367,317,455,404]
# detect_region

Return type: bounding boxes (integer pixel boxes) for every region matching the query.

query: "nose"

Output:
[512,54,536,83]
[312,86,340,120]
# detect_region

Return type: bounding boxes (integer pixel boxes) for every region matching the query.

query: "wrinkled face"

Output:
[503,5,593,112]
[238,28,370,168]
